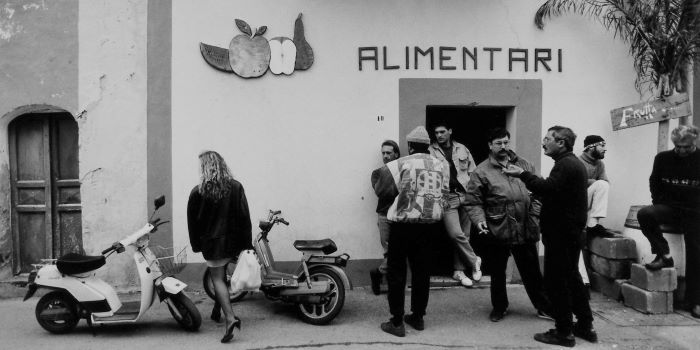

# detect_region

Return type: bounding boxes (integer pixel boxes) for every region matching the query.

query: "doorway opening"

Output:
[425,105,512,276]
[9,112,82,274]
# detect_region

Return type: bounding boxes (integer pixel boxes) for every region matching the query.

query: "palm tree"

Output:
[534,0,700,97]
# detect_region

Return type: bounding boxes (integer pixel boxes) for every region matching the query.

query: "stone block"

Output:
[587,236,637,260]
[621,283,673,314]
[622,227,686,277]
[590,253,633,279]
[588,270,625,300]
[629,263,677,292]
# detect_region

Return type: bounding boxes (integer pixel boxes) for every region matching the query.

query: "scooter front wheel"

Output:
[166,292,202,332]
[203,263,248,303]
[35,291,80,334]
[296,266,345,325]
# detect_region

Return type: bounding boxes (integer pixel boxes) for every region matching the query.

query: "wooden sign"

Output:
[610,93,691,131]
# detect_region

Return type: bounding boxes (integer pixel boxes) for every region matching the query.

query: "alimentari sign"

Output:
[610,93,691,131]
[358,46,563,72]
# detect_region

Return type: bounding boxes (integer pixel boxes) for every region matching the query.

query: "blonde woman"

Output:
[187,151,252,343]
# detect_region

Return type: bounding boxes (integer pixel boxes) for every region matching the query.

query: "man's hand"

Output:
[502,164,524,177]
[477,221,489,235]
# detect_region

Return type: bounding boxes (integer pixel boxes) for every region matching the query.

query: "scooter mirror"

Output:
[154,195,166,210]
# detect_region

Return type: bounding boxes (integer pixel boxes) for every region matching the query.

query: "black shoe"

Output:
[644,255,674,271]
[587,224,614,238]
[404,314,424,330]
[691,305,700,319]
[489,309,507,322]
[573,322,598,343]
[534,329,575,347]
[221,316,241,343]
[210,305,222,323]
[370,268,382,295]
[380,321,405,337]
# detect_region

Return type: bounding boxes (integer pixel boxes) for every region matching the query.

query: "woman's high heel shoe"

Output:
[221,316,241,343]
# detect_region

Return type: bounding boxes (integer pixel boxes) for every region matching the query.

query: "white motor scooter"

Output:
[24,196,201,334]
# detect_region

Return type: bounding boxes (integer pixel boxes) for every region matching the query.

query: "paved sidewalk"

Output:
[3,284,699,349]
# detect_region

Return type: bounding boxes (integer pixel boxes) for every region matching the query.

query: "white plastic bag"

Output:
[230,249,261,293]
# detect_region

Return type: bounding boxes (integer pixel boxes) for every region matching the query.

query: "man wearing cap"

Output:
[579,135,612,238]
[374,126,449,337]
[370,140,400,295]
[429,121,482,288]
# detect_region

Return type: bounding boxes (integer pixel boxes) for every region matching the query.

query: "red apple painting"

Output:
[200,15,313,78]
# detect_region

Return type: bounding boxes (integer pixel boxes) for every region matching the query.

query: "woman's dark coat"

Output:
[187,180,253,260]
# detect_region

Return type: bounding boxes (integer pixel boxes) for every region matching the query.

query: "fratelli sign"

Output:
[610,93,691,131]
[358,46,563,72]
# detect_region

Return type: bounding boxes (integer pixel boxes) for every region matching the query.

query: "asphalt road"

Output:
[3,284,699,349]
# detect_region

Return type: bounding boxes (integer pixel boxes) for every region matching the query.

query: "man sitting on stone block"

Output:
[579,135,613,238]
[638,125,700,319]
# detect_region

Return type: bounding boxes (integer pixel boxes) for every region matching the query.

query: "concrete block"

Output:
[622,227,685,277]
[629,263,677,292]
[621,283,674,314]
[588,236,637,260]
[588,270,625,300]
[590,253,633,279]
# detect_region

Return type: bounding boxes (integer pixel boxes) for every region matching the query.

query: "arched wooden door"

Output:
[9,113,82,274]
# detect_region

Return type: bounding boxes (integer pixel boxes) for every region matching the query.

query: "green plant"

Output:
[534,0,700,96]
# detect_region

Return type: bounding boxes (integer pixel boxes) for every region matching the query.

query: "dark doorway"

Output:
[425,105,509,276]
[9,113,83,274]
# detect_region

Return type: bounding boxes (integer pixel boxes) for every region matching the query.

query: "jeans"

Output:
[638,204,700,305]
[443,192,479,271]
[386,222,434,323]
[543,235,593,334]
[377,214,391,274]
[488,242,550,313]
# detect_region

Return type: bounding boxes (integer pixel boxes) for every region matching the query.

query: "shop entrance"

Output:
[425,105,510,276]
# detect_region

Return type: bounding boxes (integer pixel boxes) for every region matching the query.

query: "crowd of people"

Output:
[180,123,699,346]
[370,122,700,347]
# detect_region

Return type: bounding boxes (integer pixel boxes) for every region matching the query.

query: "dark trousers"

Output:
[386,222,433,323]
[488,242,550,313]
[543,235,593,334]
[638,204,700,305]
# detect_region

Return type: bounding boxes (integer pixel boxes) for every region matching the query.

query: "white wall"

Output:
[173,0,656,263]
[79,0,148,289]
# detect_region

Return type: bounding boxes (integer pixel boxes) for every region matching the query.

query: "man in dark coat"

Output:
[638,125,700,318]
[503,126,595,347]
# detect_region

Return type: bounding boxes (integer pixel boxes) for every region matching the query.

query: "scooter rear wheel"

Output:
[203,263,248,303]
[35,291,80,334]
[166,292,202,332]
[296,266,345,325]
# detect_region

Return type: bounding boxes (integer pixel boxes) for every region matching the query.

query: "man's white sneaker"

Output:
[472,257,482,282]
[453,270,473,287]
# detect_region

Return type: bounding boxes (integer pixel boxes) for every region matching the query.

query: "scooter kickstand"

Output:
[86,316,97,337]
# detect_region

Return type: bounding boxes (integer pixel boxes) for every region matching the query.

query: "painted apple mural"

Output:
[200,14,313,78]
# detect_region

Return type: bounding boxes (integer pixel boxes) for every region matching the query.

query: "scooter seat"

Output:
[56,253,106,275]
[293,239,337,255]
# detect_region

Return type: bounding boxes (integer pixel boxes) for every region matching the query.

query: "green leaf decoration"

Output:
[235,19,252,36]
[255,26,268,37]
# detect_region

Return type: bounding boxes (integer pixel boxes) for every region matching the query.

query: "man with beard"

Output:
[464,128,552,322]
[579,135,612,238]
[503,126,595,347]
[370,140,401,295]
[638,125,700,319]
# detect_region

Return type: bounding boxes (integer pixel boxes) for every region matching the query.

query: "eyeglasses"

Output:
[542,137,563,143]
[491,141,510,147]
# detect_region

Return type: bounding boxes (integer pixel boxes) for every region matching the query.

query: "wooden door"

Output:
[9,113,82,274]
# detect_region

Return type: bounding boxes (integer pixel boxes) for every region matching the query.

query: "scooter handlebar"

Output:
[278,218,289,226]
